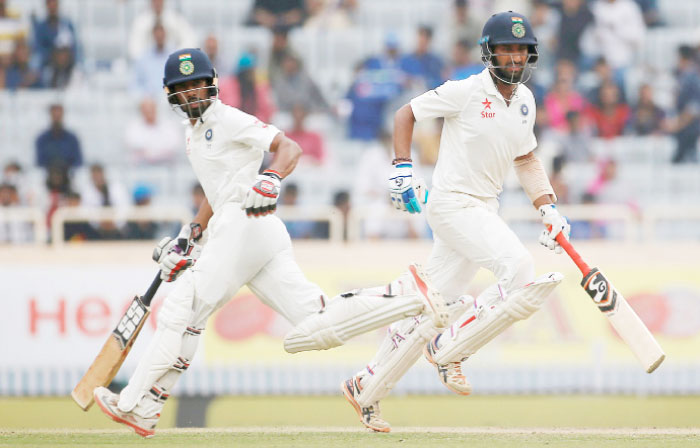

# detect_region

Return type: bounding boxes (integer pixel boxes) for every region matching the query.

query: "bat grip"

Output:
[142,273,163,306]
[555,232,591,276]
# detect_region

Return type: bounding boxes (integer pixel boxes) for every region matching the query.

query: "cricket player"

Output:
[93,48,447,438]
[339,12,571,432]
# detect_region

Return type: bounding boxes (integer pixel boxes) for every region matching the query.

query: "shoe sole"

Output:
[409,263,449,328]
[93,388,155,438]
[422,342,472,396]
[340,380,391,433]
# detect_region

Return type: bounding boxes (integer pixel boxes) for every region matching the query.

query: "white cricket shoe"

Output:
[93,386,159,438]
[423,335,472,396]
[341,376,391,433]
[408,263,449,329]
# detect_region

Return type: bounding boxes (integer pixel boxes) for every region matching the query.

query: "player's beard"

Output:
[180,99,211,119]
[494,64,524,84]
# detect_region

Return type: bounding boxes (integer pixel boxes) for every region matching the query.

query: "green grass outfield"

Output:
[2,395,700,447]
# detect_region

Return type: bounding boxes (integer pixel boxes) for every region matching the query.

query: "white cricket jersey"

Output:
[410,68,537,199]
[182,100,280,211]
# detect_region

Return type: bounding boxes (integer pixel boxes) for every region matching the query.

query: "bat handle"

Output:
[142,273,163,306]
[554,232,591,276]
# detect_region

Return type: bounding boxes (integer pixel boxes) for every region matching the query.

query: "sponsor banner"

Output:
[2,243,699,374]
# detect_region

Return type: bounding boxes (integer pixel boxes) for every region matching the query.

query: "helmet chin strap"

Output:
[483,52,536,86]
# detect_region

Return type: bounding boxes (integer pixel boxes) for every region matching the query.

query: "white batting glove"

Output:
[538,204,570,254]
[388,163,422,214]
[152,223,203,282]
[242,169,282,218]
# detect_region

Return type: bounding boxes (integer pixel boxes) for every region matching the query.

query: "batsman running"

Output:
[335,12,571,431]
[92,48,448,438]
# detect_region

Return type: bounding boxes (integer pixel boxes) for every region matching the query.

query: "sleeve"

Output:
[228,109,281,152]
[410,79,470,122]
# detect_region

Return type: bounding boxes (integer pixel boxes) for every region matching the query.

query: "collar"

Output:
[478,68,520,103]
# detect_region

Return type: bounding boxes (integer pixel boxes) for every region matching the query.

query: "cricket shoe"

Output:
[341,376,391,433]
[423,335,472,396]
[408,263,449,329]
[93,386,159,438]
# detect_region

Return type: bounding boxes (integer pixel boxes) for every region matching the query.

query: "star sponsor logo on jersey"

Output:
[481,97,495,118]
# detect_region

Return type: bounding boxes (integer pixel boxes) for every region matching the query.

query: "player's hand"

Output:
[389,163,422,213]
[242,170,282,218]
[538,204,570,254]
[152,223,203,282]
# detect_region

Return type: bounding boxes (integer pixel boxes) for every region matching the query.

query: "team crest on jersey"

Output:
[205,129,213,140]
[520,104,529,116]
[512,23,526,38]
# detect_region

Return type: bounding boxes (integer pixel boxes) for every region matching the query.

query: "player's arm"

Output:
[242,132,300,218]
[513,151,570,253]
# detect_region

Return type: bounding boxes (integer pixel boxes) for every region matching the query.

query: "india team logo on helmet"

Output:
[178,53,195,75]
[511,17,526,38]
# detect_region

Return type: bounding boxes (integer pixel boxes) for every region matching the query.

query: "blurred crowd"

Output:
[0,0,698,243]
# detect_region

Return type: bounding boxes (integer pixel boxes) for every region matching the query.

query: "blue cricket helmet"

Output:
[162,48,219,117]
[479,11,538,65]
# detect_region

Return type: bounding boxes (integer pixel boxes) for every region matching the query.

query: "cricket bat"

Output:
[72,273,162,410]
[555,233,665,373]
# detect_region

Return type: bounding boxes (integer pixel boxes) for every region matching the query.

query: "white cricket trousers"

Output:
[424,190,535,303]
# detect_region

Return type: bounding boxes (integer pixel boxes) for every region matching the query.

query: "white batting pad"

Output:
[283,287,426,353]
[356,297,472,407]
[433,272,563,365]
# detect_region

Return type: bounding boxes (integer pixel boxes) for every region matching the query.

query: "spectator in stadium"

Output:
[278,182,318,239]
[124,96,182,165]
[0,182,33,243]
[333,190,350,241]
[450,0,483,56]
[202,33,224,71]
[399,25,445,91]
[128,0,196,61]
[272,53,330,114]
[125,183,159,240]
[549,155,570,204]
[285,103,326,166]
[131,21,172,98]
[35,103,82,171]
[0,0,27,67]
[40,32,77,89]
[585,81,630,139]
[218,52,276,124]
[556,110,593,163]
[449,38,482,81]
[584,57,627,107]
[4,38,41,89]
[62,190,98,242]
[529,0,558,73]
[584,0,645,81]
[247,0,306,29]
[666,45,700,163]
[2,161,36,205]
[345,61,399,141]
[79,163,130,240]
[30,0,79,72]
[42,162,72,234]
[629,83,665,136]
[544,60,586,132]
[268,24,298,87]
[553,0,594,66]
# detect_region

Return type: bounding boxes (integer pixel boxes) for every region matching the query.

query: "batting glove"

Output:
[389,163,422,214]
[152,223,203,282]
[538,204,570,254]
[242,170,282,218]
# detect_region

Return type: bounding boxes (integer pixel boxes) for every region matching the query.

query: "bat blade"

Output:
[72,295,150,410]
[581,267,665,373]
